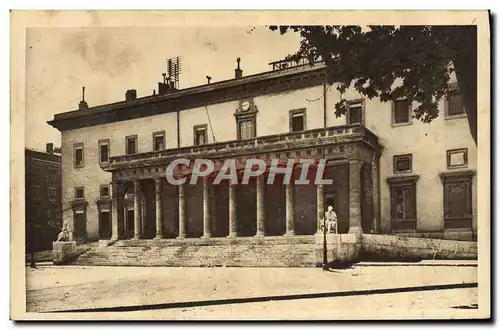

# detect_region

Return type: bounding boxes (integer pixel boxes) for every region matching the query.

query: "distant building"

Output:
[25,144,62,252]
[47,58,476,248]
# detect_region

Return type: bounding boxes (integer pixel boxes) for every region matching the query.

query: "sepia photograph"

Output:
[10,10,491,320]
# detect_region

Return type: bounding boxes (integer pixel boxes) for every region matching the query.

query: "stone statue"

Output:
[325,205,338,234]
[56,221,70,242]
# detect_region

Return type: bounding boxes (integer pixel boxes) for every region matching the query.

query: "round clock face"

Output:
[241,101,250,111]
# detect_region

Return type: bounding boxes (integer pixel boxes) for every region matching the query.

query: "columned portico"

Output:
[202,176,212,238]
[348,159,363,234]
[227,182,237,238]
[255,175,266,237]
[154,177,163,239]
[133,180,142,240]
[177,184,186,239]
[284,184,295,236]
[110,181,124,241]
[100,124,381,245]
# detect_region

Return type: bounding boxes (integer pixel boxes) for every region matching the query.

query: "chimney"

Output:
[206,76,212,84]
[78,86,88,110]
[46,143,54,154]
[235,57,243,79]
[125,89,137,101]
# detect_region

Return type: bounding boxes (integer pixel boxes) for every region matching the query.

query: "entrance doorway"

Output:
[126,209,134,238]
[99,210,111,239]
[74,211,86,242]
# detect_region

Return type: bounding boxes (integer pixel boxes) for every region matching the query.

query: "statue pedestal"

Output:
[52,241,77,265]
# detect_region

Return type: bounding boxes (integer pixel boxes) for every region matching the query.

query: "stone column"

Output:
[316,184,325,234]
[154,177,163,239]
[201,176,212,238]
[255,175,266,237]
[227,182,237,238]
[177,184,186,239]
[133,180,142,239]
[284,184,295,236]
[111,182,121,241]
[372,153,381,234]
[348,160,363,234]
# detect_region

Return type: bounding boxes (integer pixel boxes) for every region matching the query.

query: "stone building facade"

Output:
[25,144,62,252]
[48,59,477,246]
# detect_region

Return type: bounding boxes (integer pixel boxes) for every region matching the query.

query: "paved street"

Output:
[25,262,479,320]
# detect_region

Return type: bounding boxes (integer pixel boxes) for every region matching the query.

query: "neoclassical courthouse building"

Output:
[48,58,477,248]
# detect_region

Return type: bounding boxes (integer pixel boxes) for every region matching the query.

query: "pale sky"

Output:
[25,26,302,150]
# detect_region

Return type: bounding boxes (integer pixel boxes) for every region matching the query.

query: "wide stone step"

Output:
[72,242,317,267]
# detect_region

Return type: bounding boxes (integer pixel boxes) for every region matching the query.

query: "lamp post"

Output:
[322,215,328,270]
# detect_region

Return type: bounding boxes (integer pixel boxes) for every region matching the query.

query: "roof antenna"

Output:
[79,86,88,110]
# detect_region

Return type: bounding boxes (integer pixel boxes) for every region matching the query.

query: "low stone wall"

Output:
[392,231,477,242]
[314,233,362,266]
[52,241,77,265]
[361,234,477,260]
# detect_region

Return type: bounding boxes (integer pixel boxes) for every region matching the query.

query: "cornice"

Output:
[48,65,327,132]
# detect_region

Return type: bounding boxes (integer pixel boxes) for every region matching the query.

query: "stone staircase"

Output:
[72,236,318,267]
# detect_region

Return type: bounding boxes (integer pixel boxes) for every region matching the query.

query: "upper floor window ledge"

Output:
[346,99,365,126]
[392,99,413,127]
[73,143,84,168]
[444,85,468,120]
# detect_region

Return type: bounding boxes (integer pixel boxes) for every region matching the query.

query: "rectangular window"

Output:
[48,186,56,202]
[47,168,57,183]
[98,139,110,164]
[440,171,474,229]
[346,100,364,125]
[447,148,468,169]
[100,185,110,198]
[393,154,412,174]
[238,120,255,140]
[392,99,411,125]
[73,143,84,168]
[75,187,84,200]
[153,131,165,151]
[193,125,208,146]
[289,109,306,132]
[126,135,137,155]
[388,176,419,231]
[446,90,465,117]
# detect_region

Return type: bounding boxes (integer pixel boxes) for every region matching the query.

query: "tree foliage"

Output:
[269,25,477,143]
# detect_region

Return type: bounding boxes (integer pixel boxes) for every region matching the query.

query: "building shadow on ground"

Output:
[48,282,478,314]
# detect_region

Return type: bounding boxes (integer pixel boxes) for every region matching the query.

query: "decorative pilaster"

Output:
[372,153,381,234]
[154,177,163,239]
[348,160,363,233]
[316,184,324,234]
[255,175,266,237]
[284,184,295,236]
[177,184,186,239]
[202,176,212,238]
[133,180,142,240]
[227,183,237,238]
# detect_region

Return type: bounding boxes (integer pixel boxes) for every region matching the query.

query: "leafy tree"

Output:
[269,25,477,144]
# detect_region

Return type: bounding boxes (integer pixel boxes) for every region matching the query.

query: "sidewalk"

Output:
[26,263,478,316]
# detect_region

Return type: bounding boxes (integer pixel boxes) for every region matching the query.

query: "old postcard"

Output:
[10,10,490,320]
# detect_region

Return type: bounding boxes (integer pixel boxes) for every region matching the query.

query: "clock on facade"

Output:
[241,100,251,112]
